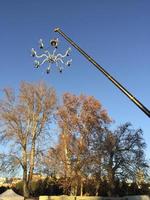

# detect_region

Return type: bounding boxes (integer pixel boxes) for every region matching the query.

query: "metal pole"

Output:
[54,27,150,118]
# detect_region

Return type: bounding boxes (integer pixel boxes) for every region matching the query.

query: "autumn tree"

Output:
[0,81,56,198]
[55,93,111,195]
[97,122,148,196]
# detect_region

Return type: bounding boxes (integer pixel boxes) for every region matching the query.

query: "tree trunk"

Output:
[70,185,77,196]
[80,179,83,196]
[22,148,30,198]
[108,168,115,196]
[95,182,100,196]
[107,153,115,197]
[63,129,71,180]
[28,139,36,190]
[23,177,30,199]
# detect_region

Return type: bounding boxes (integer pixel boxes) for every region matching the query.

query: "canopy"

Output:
[0,189,24,200]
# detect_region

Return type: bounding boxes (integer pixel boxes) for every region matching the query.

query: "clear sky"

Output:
[0,0,150,158]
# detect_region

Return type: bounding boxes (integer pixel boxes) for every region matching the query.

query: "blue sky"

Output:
[0,0,150,158]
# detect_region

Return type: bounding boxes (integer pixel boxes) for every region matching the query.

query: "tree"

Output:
[55,93,111,195]
[0,81,56,198]
[98,122,148,196]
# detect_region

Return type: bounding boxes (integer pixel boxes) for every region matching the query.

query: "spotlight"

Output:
[31,48,36,57]
[66,59,72,66]
[34,60,40,68]
[46,66,51,74]
[50,38,59,48]
[39,39,44,49]
[59,66,63,73]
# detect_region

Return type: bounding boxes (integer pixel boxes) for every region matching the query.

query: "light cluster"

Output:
[31,38,72,74]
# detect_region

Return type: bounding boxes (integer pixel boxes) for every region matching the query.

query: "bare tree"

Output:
[0,81,56,198]
[55,93,111,195]
[98,122,148,196]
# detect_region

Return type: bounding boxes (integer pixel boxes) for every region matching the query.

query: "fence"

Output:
[39,195,150,200]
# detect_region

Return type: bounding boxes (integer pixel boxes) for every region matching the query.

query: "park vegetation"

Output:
[0,81,149,197]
